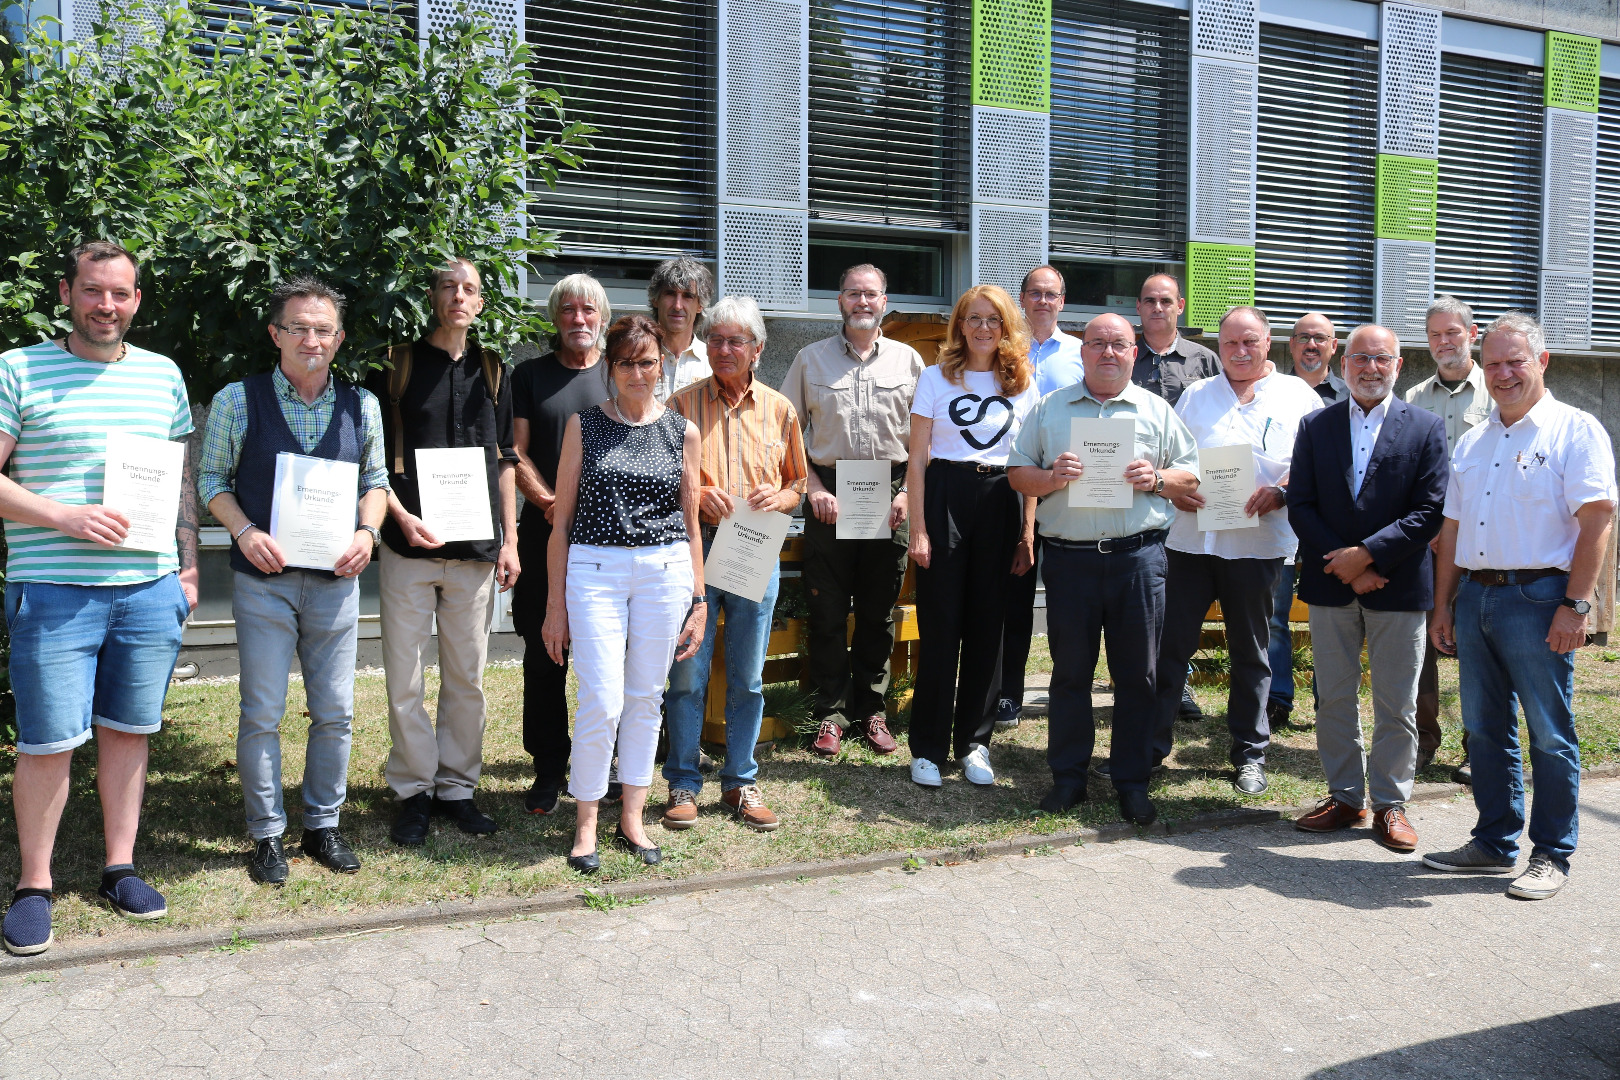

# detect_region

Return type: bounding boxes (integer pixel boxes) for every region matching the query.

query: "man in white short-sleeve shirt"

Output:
[1422,312,1615,901]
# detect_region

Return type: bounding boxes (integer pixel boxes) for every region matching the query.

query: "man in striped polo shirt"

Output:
[0,242,198,956]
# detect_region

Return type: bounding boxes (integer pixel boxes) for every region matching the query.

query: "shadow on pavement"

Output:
[1306,1002,1620,1079]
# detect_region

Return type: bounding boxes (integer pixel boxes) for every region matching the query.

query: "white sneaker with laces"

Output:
[910,757,942,787]
[1506,852,1568,900]
[961,743,994,785]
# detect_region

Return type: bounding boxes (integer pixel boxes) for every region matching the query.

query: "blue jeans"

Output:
[664,540,779,794]
[1268,563,1297,710]
[233,571,360,840]
[1455,574,1581,868]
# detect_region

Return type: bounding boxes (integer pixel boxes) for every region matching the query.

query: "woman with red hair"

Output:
[904,285,1040,789]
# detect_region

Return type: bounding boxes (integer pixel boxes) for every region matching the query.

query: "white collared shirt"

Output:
[1443,391,1616,571]
[1349,394,1391,496]
[1167,369,1324,560]
[657,337,710,402]
[1029,326,1085,396]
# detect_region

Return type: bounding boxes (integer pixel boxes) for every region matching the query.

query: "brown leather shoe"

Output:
[661,788,698,831]
[863,714,899,755]
[1295,797,1369,833]
[1373,806,1418,852]
[811,720,842,757]
[721,785,780,831]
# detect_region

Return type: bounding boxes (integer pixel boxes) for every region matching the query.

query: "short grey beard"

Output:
[305,357,322,373]
[843,312,880,331]
[1295,354,1325,374]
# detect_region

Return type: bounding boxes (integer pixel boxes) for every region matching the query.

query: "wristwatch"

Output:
[1561,596,1592,615]
[360,524,381,548]
[1153,471,1166,495]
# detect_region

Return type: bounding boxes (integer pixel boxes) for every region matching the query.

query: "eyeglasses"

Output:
[1346,352,1399,367]
[1023,291,1063,303]
[274,323,339,341]
[614,359,659,372]
[1083,339,1133,354]
[705,335,757,351]
[964,315,1003,329]
[840,289,883,302]
[1292,334,1333,346]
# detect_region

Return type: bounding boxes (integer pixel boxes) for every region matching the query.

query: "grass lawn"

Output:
[4,639,1619,948]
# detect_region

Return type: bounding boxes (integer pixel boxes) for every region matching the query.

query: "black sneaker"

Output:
[433,796,498,835]
[303,827,362,874]
[1178,687,1203,720]
[391,791,432,846]
[248,836,289,885]
[1265,699,1292,730]
[993,697,1021,732]
[524,779,560,815]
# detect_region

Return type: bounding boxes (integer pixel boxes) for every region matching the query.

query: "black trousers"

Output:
[513,517,570,786]
[1153,550,1282,769]
[909,461,1019,765]
[999,539,1042,704]
[802,465,909,730]
[1043,538,1167,792]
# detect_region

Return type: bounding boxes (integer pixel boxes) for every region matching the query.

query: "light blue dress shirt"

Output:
[1030,327,1086,397]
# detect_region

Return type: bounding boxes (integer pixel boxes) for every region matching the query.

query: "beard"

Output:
[1295,353,1325,374]
[843,312,880,331]
[1432,344,1471,377]
[71,309,128,345]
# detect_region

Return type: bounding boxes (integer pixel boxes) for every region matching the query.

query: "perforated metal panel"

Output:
[972,0,1051,111]
[1377,3,1440,159]
[1190,0,1255,64]
[62,0,165,52]
[1594,78,1620,349]
[719,206,808,311]
[1189,56,1257,247]
[972,205,1048,296]
[421,0,520,44]
[1540,271,1593,352]
[1185,242,1254,331]
[1374,238,1433,342]
[973,107,1049,207]
[1545,32,1600,114]
[1375,154,1437,243]
[1542,109,1597,274]
[719,0,808,208]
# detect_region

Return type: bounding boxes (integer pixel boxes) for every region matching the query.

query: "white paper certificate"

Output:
[1196,443,1260,531]
[835,459,893,540]
[415,447,494,542]
[102,431,184,553]
[1067,418,1136,509]
[703,508,792,603]
[270,452,360,570]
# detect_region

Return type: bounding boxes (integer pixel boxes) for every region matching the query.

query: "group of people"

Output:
[0,240,1610,958]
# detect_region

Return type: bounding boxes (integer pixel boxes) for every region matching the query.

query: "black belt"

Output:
[1043,529,1167,555]
[1462,568,1565,587]
[933,459,1007,475]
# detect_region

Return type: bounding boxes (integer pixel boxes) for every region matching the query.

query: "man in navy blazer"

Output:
[1286,324,1448,852]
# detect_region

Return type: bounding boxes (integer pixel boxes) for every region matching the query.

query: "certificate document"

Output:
[415,447,494,542]
[1196,443,1260,531]
[102,431,184,553]
[704,507,791,604]
[835,459,893,540]
[1067,418,1136,509]
[270,452,360,570]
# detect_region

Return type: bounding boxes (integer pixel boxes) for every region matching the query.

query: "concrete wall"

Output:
[1431,0,1619,40]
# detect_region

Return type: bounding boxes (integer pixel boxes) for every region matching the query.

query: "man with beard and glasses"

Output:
[783,264,923,759]
[0,242,197,956]
[1405,294,1492,780]
[1285,324,1448,852]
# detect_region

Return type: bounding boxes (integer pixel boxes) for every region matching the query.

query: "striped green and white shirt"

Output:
[0,341,193,585]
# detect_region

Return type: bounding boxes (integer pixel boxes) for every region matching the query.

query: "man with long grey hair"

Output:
[647,257,714,401]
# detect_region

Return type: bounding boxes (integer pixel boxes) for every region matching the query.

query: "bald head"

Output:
[1080,313,1138,400]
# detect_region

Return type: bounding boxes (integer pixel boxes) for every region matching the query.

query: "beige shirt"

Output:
[657,337,710,403]
[1404,362,1491,455]
[781,329,924,466]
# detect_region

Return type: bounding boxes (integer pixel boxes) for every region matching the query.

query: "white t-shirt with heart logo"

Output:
[911,366,1040,466]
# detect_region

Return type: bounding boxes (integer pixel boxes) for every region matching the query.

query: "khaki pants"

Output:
[379,545,497,801]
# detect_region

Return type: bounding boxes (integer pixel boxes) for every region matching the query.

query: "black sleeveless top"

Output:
[568,405,687,547]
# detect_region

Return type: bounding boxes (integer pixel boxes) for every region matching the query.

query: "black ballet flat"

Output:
[566,850,600,874]
[612,826,663,866]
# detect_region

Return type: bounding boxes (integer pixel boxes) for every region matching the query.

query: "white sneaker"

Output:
[961,743,994,785]
[1506,853,1568,900]
[910,757,942,787]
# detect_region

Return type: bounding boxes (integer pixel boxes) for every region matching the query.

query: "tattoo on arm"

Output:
[176,439,200,570]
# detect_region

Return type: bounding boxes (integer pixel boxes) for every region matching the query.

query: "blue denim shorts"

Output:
[5,574,189,755]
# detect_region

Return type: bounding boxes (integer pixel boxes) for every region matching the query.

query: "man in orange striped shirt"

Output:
[662,296,809,833]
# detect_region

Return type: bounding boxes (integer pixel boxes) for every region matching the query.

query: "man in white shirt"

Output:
[1151,307,1323,796]
[1423,313,1615,901]
[648,258,713,402]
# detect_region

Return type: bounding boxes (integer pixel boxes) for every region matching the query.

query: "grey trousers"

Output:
[1308,601,1426,810]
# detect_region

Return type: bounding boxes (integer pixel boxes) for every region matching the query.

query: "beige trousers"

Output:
[379,545,497,801]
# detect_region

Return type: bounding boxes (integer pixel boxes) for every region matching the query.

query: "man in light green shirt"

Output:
[1008,313,1199,825]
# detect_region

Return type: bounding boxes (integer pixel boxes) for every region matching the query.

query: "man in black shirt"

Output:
[1132,273,1222,406]
[510,273,611,814]
[369,258,519,846]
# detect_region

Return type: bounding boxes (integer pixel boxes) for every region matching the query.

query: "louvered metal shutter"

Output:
[192,0,417,51]
[1594,78,1620,349]
[1253,25,1377,326]
[526,0,716,259]
[808,0,970,229]
[1048,0,1188,261]
[1434,55,1543,322]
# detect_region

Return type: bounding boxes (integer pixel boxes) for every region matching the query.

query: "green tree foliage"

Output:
[0,2,590,397]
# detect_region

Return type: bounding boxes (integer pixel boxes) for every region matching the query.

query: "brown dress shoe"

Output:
[1372,806,1418,852]
[721,785,780,831]
[1294,797,1369,833]
[864,714,899,755]
[661,788,698,830]
[811,720,842,757]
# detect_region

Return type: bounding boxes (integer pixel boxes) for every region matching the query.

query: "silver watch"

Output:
[360,524,381,548]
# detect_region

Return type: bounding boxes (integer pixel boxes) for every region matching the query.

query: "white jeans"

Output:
[566,542,693,801]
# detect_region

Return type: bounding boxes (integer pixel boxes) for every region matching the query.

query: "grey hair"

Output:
[1346,322,1402,355]
[701,295,768,352]
[1480,311,1546,358]
[1219,305,1272,335]
[646,257,715,311]
[1426,293,1474,328]
[546,274,611,349]
[268,275,347,328]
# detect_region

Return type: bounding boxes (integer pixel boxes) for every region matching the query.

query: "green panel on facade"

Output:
[1545,32,1600,113]
[1375,154,1438,242]
[1186,243,1255,331]
[972,0,1051,112]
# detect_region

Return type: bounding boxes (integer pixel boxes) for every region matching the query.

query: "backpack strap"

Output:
[477,343,503,405]
[386,343,413,475]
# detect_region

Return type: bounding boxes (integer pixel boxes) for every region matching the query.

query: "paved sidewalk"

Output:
[3,783,1618,1079]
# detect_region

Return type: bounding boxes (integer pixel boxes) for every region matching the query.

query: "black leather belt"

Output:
[1043,529,1167,555]
[1462,568,1565,587]
[933,459,1007,475]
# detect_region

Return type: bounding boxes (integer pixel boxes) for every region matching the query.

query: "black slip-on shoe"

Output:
[1038,782,1086,814]
[433,796,499,835]
[1118,789,1158,826]
[391,792,433,846]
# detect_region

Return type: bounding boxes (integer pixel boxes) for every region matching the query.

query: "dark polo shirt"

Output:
[1131,333,1222,406]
